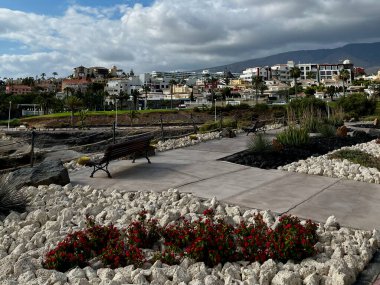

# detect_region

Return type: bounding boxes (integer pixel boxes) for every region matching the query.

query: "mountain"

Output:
[200,42,380,74]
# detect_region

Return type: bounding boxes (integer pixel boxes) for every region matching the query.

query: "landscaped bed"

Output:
[0,185,378,284]
[222,133,376,170]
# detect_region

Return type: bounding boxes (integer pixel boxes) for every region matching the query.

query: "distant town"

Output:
[1,59,380,118]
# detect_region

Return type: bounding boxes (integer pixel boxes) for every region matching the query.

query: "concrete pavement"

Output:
[69,131,380,231]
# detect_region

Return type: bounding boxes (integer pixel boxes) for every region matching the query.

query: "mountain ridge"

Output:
[197,42,380,74]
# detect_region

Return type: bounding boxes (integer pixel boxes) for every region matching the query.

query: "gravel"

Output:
[0,185,379,284]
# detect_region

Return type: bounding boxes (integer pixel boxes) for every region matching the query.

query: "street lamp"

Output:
[115,98,118,127]
[7,101,11,130]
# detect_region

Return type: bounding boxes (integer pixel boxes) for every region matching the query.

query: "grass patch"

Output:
[328,149,380,170]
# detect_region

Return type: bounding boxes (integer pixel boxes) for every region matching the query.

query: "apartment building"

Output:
[5,85,32,95]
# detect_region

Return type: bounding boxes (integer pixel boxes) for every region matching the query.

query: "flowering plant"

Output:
[43,210,318,272]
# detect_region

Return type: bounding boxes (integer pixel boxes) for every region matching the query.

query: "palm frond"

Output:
[0,175,30,215]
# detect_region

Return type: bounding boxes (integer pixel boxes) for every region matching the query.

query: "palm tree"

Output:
[131,89,140,110]
[52,72,58,78]
[252,75,264,104]
[66,96,83,127]
[142,84,150,110]
[339,69,350,97]
[40,73,46,80]
[169,79,177,109]
[289,67,301,98]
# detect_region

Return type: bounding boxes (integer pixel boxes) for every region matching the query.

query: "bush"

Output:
[266,215,318,261]
[316,124,336,138]
[276,126,309,147]
[288,97,326,118]
[253,103,269,112]
[77,156,90,166]
[336,93,376,118]
[247,133,272,152]
[199,121,219,132]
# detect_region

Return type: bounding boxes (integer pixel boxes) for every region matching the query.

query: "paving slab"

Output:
[289,178,380,230]
[223,172,341,213]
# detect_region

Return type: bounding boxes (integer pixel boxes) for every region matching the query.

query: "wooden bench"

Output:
[243,120,266,136]
[88,134,154,178]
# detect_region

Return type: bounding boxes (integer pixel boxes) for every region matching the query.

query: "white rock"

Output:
[271,270,302,285]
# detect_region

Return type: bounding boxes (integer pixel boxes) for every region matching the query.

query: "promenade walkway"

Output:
[70,131,380,232]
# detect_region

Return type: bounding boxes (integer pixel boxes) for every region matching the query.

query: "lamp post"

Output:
[115,98,118,127]
[214,99,217,122]
[7,101,11,130]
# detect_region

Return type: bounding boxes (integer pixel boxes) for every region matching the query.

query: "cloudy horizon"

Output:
[1,0,380,79]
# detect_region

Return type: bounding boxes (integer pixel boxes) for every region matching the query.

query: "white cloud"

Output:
[1,0,380,78]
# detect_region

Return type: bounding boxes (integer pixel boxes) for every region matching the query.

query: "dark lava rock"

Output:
[3,159,70,189]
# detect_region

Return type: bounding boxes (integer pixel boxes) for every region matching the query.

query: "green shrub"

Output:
[317,124,336,138]
[199,121,219,132]
[276,126,309,147]
[328,149,380,170]
[288,97,327,118]
[301,115,321,133]
[253,103,269,112]
[222,118,238,129]
[247,133,272,152]
[77,156,91,166]
[336,93,376,118]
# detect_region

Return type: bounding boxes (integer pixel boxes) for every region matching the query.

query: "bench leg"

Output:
[145,150,151,164]
[90,162,112,178]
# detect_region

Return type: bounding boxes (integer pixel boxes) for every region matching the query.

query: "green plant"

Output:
[77,156,90,166]
[0,177,29,215]
[266,215,318,262]
[316,124,336,138]
[336,93,376,119]
[247,133,272,152]
[276,126,309,147]
[328,149,380,170]
[199,121,219,132]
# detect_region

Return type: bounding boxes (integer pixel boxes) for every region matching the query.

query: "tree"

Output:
[252,75,264,104]
[325,86,336,101]
[339,69,350,97]
[65,96,83,127]
[118,90,129,110]
[40,73,46,80]
[52,72,58,78]
[131,89,140,110]
[34,92,56,115]
[221,87,231,101]
[169,79,177,109]
[142,84,150,110]
[289,67,301,98]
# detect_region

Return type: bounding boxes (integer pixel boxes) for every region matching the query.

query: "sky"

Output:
[1,0,380,79]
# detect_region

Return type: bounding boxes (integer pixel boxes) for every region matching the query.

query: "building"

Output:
[5,85,32,95]
[61,78,91,93]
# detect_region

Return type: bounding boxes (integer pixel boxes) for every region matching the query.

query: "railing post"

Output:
[190,113,197,134]
[30,130,35,167]
[160,114,164,140]
[219,111,223,130]
[113,121,116,144]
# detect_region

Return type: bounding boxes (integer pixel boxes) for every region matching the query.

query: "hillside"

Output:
[200,42,380,74]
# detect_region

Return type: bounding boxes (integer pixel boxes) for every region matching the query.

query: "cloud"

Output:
[1,0,380,78]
